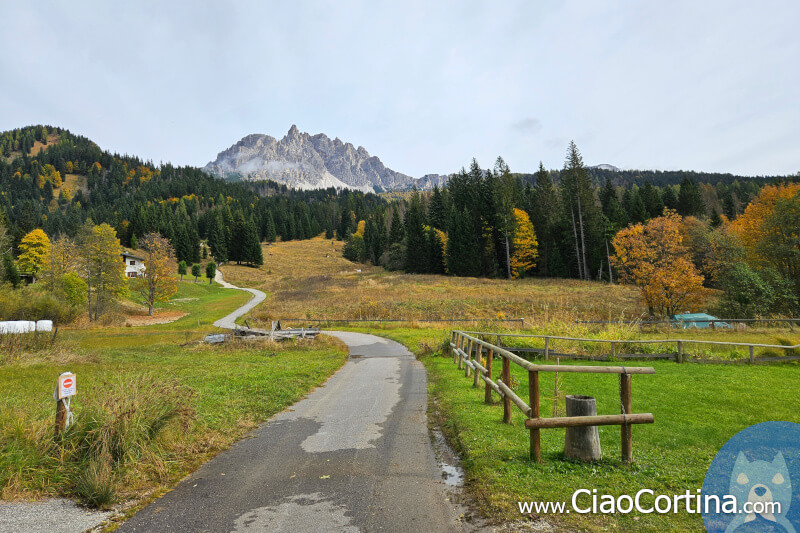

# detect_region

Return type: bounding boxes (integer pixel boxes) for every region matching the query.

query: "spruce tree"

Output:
[427,185,446,230]
[404,191,428,273]
[389,208,404,243]
[264,212,277,242]
[678,176,706,217]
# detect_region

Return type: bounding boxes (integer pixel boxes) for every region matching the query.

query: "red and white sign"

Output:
[58,372,76,399]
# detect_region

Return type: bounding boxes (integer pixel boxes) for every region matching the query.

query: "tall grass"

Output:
[1,375,194,508]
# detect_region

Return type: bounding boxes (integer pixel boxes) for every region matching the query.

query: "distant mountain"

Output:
[205,126,446,192]
[589,164,621,172]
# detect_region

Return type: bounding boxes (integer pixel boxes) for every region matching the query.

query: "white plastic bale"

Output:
[0,320,38,334]
[36,320,53,332]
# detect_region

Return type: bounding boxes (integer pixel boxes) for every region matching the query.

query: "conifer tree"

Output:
[389,208,404,243]
[427,185,446,230]
[404,191,428,273]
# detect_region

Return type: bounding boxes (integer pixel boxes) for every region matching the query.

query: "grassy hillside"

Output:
[220,237,646,325]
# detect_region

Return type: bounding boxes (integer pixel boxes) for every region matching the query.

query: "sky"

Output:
[1,1,798,177]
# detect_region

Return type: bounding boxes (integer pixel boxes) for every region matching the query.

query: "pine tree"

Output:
[404,191,428,273]
[264,212,277,242]
[427,185,446,230]
[678,176,706,217]
[531,162,560,277]
[446,207,481,277]
[389,208,404,243]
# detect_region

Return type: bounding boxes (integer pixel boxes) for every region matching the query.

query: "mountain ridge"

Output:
[205,125,448,192]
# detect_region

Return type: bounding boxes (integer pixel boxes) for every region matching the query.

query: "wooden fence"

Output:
[462,330,800,364]
[450,330,655,463]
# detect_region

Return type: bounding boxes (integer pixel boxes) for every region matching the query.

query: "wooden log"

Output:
[501,356,512,423]
[620,373,633,463]
[472,359,487,374]
[473,346,482,388]
[55,398,67,438]
[529,364,655,375]
[564,395,602,461]
[497,379,531,417]
[484,348,494,404]
[529,369,541,462]
[525,413,654,429]
[481,375,503,396]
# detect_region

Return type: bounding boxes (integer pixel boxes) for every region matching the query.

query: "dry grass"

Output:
[220,237,645,326]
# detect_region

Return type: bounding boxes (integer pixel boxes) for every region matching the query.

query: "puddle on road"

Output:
[431,426,465,487]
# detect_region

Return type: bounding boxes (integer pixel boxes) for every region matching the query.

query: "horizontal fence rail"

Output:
[575,318,800,327]
[450,330,655,463]
[276,317,526,325]
[459,330,800,365]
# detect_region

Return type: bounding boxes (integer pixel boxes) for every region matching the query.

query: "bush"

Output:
[0,283,82,324]
[717,263,798,318]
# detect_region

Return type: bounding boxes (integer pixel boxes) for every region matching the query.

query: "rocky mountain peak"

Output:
[204,126,446,192]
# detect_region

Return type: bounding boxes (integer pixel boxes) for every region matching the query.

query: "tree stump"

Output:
[564,395,602,461]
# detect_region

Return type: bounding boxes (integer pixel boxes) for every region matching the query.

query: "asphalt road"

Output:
[119,331,468,533]
[212,269,267,330]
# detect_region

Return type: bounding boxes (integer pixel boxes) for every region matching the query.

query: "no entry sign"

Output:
[58,372,76,399]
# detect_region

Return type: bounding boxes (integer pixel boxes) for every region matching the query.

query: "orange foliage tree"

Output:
[611,210,706,317]
[726,183,800,269]
[135,233,178,316]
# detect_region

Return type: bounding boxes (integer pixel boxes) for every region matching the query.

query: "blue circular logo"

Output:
[702,421,800,532]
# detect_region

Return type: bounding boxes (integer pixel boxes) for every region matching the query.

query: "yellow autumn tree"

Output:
[355,220,366,237]
[43,235,78,291]
[17,229,51,276]
[79,223,126,321]
[510,208,538,278]
[135,233,178,315]
[611,210,706,317]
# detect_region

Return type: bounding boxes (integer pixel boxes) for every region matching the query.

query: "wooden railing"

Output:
[461,330,800,364]
[450,330,655,463]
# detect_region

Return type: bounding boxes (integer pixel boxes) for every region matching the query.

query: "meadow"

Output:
[222,238,800,531]
[0,279,348,511]
[221,237,646,325]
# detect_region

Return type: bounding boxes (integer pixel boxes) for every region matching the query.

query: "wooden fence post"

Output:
[465,340,472,378]
[676,341,683,363]
[459,338,466,370]
[749,345,755,364]
[620,372,633,463]
[529,369,541,461]
[610,341,616,359]
[544,337,550,360]
[473,347,481,388]
[502,355,511,424]
[485,348,494,404]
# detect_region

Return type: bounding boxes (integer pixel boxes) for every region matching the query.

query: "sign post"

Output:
[54,372,76,437]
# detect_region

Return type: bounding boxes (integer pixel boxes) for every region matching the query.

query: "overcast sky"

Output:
[1,1,798,177]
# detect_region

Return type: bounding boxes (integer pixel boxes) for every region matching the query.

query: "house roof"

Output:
[121,249,145,261]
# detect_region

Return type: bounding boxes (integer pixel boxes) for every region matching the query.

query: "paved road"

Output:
[212,269,267,330]
[119,331,468,533]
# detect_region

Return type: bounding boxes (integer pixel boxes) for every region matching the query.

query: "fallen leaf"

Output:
[320,475,330,479]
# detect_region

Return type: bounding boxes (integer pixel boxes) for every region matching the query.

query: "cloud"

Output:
[510,118,542,135]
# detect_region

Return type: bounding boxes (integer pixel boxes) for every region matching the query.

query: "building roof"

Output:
[121,249,145,261]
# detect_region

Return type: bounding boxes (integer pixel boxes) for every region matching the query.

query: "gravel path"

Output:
[0,499,112,533]
[212,268,267,329]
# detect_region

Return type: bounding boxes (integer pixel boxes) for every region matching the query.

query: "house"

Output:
[121,250,146,278]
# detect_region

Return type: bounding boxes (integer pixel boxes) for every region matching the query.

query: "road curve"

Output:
[118,331,469,533]
[212,268,267,330]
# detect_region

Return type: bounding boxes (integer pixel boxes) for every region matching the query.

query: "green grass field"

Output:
[365,326,800,531]
[0,280,348,507]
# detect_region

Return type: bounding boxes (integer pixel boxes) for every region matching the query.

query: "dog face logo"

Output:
[703,422,800,533]
[724,451,796,533]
